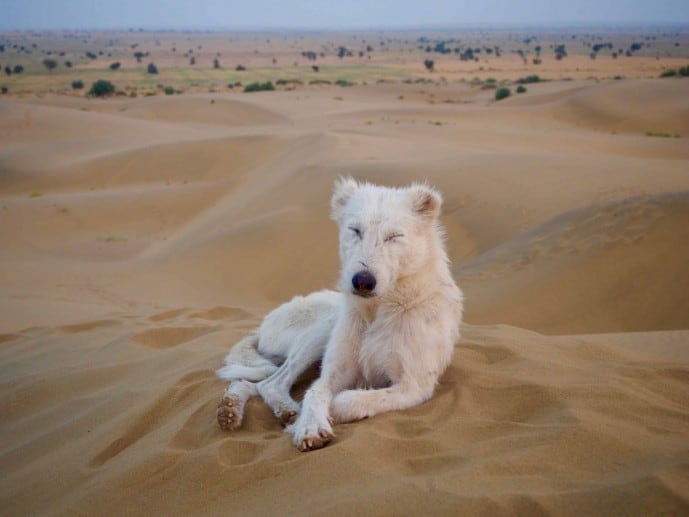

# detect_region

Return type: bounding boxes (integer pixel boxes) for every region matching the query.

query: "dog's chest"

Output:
[358,327,401,388]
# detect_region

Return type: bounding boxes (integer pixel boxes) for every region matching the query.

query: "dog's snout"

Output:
[352,270,377,296]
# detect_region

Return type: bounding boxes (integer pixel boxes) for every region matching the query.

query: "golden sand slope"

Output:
[1,79,688,515]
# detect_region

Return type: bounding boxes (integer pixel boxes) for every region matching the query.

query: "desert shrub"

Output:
[88,79,115,97]
[660,69,677,78]
[64,60,72,68]
[243,81,274,93]
[516,74,541,84]
[85,51,97,59]
[163,86,175,95]
[424,59,434,72]
[678,65,689,77]
[147,63,158,74]
[235,64,246,71]
[71,80,84,89]
[494,87,511,101]
[213,58,220,69]
[109,62,121,70]
[13,65,24,74]
[335,79,354,87]
[1,86,7,94]
[516,85,527,93]
[276,79,303,85]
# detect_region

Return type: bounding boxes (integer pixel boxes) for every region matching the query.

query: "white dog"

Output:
[217,178,463,451]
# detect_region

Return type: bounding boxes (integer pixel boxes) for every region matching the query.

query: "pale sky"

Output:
[1,0,688,30]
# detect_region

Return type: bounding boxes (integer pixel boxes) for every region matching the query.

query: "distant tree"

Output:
[109,62,121,70]
[312,65,319,72]
[213,58,220,69]
[64,60,73,68]
[302,51,317,61]
[516,85,527,93]
[42,58,58,73]
[189,56,196,65]
[1,86,7,94]
[424,59,434,72]
[147,62,158,74]
[13,64,24,74]
[85,51,97,60]
[71,79,84,89]
[4,66,10,76]
[554,44,567,60]
[88,79,115,97]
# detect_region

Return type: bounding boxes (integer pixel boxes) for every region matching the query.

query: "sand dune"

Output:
[1,78,688,515]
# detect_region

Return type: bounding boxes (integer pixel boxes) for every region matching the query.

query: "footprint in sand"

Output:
[89,370,216,467]
[147,308,190,322]
[188,306,254,321]
[131,326,220,348]
[58,319,118,334]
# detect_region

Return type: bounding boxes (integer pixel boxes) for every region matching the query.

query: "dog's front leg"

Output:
[330,376,436,423]
[287,307,362,451]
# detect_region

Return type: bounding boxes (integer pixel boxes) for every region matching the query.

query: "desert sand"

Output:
[1,44,689,515]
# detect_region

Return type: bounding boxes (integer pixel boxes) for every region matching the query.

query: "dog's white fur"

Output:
[217,178,463,451]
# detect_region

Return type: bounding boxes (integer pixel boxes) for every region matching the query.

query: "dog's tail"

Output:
[216,332,279,382]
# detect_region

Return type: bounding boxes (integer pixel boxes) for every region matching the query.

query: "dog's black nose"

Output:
[352,271,376,295]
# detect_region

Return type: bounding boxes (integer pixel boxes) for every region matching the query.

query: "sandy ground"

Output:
[1,75,688,515]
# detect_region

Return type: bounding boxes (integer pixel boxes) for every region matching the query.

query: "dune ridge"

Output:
[1,78,688,515]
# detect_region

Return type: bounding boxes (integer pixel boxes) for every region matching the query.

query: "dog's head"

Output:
[330,177,443,300]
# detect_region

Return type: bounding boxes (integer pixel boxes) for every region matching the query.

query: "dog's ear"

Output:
[331,176,359,220]
[409,183,442,219]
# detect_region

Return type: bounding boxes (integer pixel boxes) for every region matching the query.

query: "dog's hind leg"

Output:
[217,380,258,431]
[256,331,328,426]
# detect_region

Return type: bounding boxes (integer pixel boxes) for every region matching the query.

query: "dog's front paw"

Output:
[288,418,334,452]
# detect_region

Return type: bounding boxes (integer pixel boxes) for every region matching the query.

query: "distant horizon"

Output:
[2,0,688,32]
[2,21,689,33]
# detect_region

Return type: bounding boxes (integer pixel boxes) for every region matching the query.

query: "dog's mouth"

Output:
[351,290,377,298]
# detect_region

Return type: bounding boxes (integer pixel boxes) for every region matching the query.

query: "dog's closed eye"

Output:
[384,233,404,242]
[348,226,362,239]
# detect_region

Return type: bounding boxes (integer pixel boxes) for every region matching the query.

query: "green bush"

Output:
[243,81,275,93]
[335,79,354,87]
[516,85,527,94]
[678,65,689,77]
[495,87,511,101]
[516,74,542,84]
[660,69,677,78]
[163,86,175,95]
[88,79,115,97]
[71,80,84,90]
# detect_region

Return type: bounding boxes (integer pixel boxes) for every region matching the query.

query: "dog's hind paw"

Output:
[217,395,244,431]
[276,406,299,427]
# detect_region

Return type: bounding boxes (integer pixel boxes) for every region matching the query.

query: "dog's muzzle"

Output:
[351,270,377,297]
